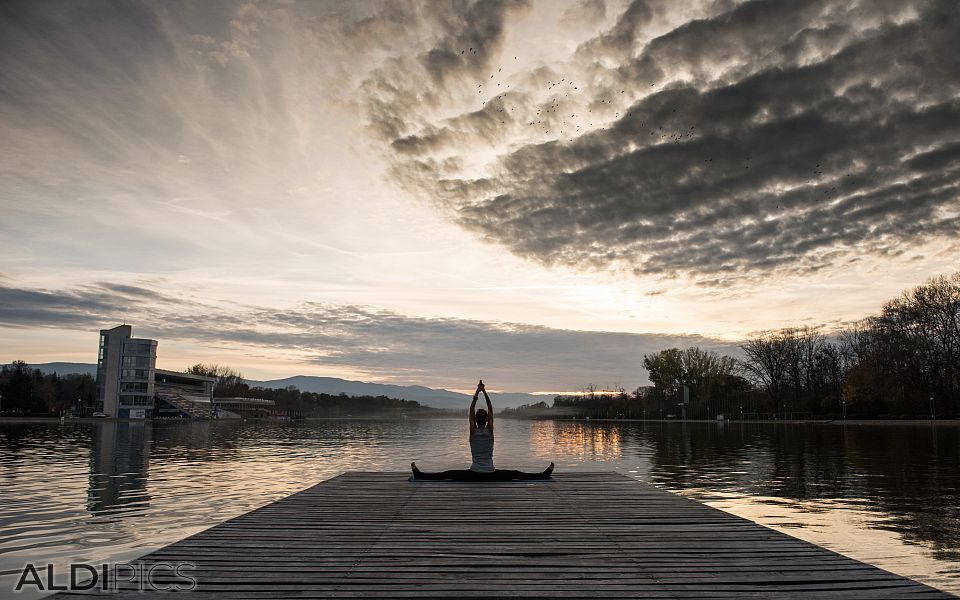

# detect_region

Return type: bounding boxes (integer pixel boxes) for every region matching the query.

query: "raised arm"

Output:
[480,381,493,433]
[469,384,479,434]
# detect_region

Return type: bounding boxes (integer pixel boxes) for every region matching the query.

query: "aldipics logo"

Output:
[13,562,197,593]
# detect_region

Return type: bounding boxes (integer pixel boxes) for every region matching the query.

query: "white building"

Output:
[95,325,157,418]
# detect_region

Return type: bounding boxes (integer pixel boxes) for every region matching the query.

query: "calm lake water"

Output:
[1,418,959,596]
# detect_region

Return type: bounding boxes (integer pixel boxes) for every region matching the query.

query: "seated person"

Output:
[412,380,554,481]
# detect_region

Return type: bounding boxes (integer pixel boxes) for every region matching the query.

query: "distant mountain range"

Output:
[27,362,99,376]
[245,375,545,409]
[25,363,545,409]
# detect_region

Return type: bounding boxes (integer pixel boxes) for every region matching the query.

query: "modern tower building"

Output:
[95,325,158,418]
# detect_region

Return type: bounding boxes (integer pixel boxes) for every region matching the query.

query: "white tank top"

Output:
[469,428,495,473]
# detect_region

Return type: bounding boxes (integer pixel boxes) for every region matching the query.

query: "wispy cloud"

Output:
[0,280,738,391]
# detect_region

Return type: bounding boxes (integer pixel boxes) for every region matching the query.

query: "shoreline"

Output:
[2,415,958,426]
[568,417,960,426]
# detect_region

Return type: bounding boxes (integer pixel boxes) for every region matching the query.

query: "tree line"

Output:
[504,272,959,421]
[734,272,958,419]
[230,384,434,418]
[0,361,436,418]
[185,363,438,418]
[0,361,95,415]
[501,385,646,420]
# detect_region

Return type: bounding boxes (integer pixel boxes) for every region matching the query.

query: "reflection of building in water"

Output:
[88,422,152,517]
[535,421,622,460]
[96,325,157,418]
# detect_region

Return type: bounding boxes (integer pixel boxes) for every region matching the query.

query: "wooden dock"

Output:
[55,472,953,598]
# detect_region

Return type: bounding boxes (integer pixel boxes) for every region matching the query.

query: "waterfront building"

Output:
[95,325,158,418]
[94,324,264,420]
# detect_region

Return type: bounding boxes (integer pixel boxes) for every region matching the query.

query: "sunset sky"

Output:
[1,0,958,393]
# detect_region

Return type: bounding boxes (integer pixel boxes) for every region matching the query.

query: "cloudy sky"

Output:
[1,0,958,393]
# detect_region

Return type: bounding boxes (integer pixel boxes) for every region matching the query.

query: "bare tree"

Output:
[838,272,960,417]
[740,331,791,416]
[186,363,248,397]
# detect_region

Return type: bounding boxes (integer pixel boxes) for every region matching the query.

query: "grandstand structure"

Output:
[154,370,276,419]
[154,369,219,419]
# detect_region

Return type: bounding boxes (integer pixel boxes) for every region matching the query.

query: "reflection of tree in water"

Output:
[628,421,960,561]
[841,425,960,562]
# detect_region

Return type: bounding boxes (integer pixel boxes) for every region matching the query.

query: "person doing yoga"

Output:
[411,379,554,481]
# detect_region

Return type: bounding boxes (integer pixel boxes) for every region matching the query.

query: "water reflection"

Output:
[531,420,622,462]
[0,419,957,597]
[88,422,151,519]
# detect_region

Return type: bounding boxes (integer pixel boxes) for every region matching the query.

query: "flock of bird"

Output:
[472,58,713,146]
[459,50,853,212]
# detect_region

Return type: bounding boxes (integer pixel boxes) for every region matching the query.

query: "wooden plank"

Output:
[50,472,954,598]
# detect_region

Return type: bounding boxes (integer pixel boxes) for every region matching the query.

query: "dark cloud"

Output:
[906,141,960,172]
[370,0,960,287]
[359,0,530,143]
[0,281,738,391]
[94,282,189,305]
[0,285,131,327]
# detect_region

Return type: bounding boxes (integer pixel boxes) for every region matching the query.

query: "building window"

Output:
[123,341,154,356]
[122,356,151,368]
[120,382,149,393]
[121,369,149,380]
[120,394,153,406]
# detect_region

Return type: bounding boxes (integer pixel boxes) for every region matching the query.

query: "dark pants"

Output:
[413,468,551,481]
